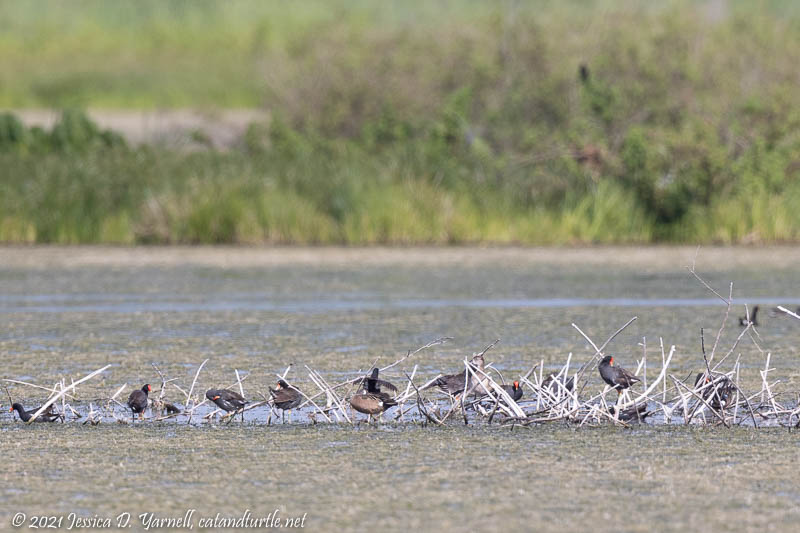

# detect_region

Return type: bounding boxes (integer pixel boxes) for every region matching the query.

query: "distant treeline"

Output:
[1,1,799,244]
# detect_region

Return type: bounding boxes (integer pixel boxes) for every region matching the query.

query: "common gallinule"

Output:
[502,381,523,402]
[269,379,302,423]
[738,305,759,326]
[10,403,61,423]
[542,373,575,393]
[694,372,735,410]
[205,389,247,421]
[350,368,397,422]
[609,402,650,423]
[598,356,640,395]
[127,384,151,421]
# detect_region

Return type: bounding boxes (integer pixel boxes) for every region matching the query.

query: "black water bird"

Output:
[269,379,302,423]
[609,403,650,423]
[10,403,61,423]
[694,372,735,410]
[598,356,640,395]
[502,381,523,402]
[205,389,247,421]
[127,384,151,421]
[542,373,575,393]
[738,305,759,326]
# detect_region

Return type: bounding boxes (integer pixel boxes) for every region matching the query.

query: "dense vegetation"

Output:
[1,0,800,244]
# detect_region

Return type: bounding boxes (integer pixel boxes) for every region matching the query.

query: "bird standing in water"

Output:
[127,384,151,422]
[205,389,248,422]
[598,356,640,396]
[269,379,302,423]
[502,381,523,402]
[350,368,398,423]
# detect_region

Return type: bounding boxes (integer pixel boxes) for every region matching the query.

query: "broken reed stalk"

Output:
[27,364,111,423]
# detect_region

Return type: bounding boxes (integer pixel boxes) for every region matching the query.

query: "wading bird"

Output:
[127,384,151,422]
[598,356,640,396]
[10,403,62,423]
[205,389,247,422]
[350,368,397,423]
[269,379,302,423]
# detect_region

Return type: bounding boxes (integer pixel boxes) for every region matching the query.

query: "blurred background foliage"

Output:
[1,0,799,244]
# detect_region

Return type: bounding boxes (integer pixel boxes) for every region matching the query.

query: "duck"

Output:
[269,379,302,423]
[350,368,397,422]
[10,403,62,423]
[598,355,640,395]
[738,305,759,326]
[425,353,489,398]
[205,389,247,421]
[127,384,151,422]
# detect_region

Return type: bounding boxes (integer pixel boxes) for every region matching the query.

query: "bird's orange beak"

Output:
[610,357,614,365]
[212,395,220,401]
[8,407,12,412]
[513,381,519,388]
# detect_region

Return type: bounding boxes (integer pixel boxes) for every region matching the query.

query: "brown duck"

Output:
[350,368,397,421]
[425,353,489,398]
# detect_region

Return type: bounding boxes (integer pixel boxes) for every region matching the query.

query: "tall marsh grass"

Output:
[1,1,800,244]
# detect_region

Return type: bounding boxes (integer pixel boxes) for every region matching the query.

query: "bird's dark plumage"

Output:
[10,403,61,423]
[542,373,575,393]
[205,389,247,413]
[502,381,523,402]
[598,356,640,394]
[694,372,735,410]
[270,379,302,411]
[738,305,759,326]
[609,403,650,423]
[127,384,151,421]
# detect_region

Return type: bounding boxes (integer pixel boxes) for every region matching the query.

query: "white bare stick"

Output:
[777,305,800,320]
[28,365,111,423]
[2,379,78,400]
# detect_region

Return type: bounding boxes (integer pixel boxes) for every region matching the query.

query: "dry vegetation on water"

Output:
[6,269,800,429]
[2,0,800,244]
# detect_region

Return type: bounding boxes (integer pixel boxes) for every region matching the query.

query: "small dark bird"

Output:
[579,63,590,83]
[598,355,640,395]
[350,368,397,422]
[127,384,151,422]
[270,379,302,423]
[10,403,61,423]
[205,389,247,421]
[609,403,650,423]
[502,381,523,402]
[425,353,489,398]
[542,373,575,393]
[694,372,735,410]
[738,305,759,326]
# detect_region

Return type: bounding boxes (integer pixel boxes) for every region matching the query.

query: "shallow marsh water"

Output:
[2,246,800,532]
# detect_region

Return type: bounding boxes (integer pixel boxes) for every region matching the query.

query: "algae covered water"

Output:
[1,247,799,532]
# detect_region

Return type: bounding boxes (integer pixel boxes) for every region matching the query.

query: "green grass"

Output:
[1,1,800,244]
